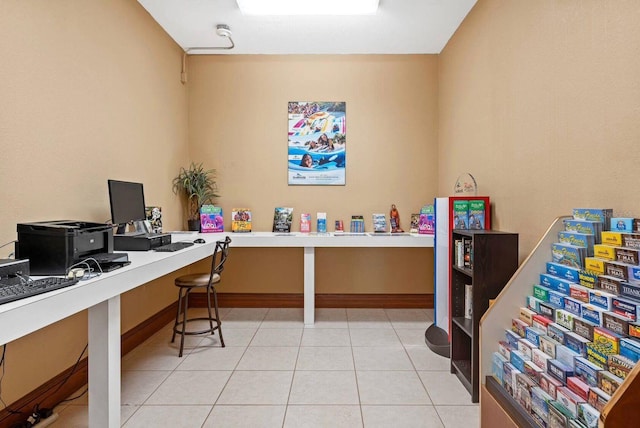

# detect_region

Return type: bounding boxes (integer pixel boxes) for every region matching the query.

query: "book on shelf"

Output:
[372,213,387,233]
[231,208,252,233]
[410,213,420,233]
[300,213,311,233]
[317,212,327,233]
[464,237,473,268]
[454,236,473,269]
[418,204,435,234]
[273,207,293,233]
[350,215,365,233]
[465,284,473,319]
[455,239,464,267]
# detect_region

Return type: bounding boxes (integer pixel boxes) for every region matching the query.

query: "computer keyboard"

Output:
[153,242,195,252]
[0,276,80,305]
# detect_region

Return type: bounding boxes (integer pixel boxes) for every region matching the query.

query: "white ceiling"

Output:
[137,0,477,55]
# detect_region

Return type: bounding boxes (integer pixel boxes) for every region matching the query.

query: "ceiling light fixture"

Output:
[236,0,379,16]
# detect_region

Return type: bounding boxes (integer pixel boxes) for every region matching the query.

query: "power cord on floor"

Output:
[9,407,54,428]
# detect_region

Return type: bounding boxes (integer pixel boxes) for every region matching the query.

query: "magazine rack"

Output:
[478,216,640,427]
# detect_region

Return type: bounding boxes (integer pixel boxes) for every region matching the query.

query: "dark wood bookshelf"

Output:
[450,230,518,403]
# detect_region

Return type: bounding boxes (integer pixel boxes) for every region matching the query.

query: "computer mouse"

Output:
[194,238,206,244]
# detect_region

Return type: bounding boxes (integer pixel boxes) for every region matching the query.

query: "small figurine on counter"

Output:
[390,204,404,233]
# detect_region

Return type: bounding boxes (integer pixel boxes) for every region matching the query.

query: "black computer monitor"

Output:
[108,179,147,234]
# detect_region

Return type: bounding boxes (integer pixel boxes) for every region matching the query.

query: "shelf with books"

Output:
[451,229,519,403]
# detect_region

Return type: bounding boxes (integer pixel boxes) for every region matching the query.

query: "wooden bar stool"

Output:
[171,236,231,357]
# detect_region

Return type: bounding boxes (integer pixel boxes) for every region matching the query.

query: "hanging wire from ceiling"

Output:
[181,24,235,84]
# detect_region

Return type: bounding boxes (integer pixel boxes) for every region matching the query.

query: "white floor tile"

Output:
[352,346,414,370]
[435,405,480,428]
[249,328,303,347]
[418,371,476,405]
[222,308,268,328]
[122,405,212,428]
[362,405,445,428]
[68,307,462,427]
[199,327,257,347]
[284,405,362,428]
[203,405,286,427]
[347,308,392,329]
[406,346,451,371]
[121,370,171,405]
[296,346,354,370]
[357,371,432,405]
[175,345,246,370]
[349,328,402,346]
[386,308,433,329]
[236,346,299,370]
[312,308,348,328]
[395,328,431,346]
[216,371,293,405]
[145,370,232,405]
[289,371,359,404]
[301,328,351,346]
[121,344,185,371]
[54,404,139,427]
[261,308,304,328]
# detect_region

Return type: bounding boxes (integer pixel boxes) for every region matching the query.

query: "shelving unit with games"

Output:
[450,229,519,403]
[479,214,640,427]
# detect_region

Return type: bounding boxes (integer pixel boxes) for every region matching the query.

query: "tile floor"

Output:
[54,308,479,427]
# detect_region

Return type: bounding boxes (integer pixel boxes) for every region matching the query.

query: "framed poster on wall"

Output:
[287,101,346,185]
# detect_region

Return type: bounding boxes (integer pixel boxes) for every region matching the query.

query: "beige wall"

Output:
[0,0,189,406]
[439,0,640,258]
[188,55,438,294]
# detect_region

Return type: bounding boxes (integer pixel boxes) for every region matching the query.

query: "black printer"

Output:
[16,220,128,275]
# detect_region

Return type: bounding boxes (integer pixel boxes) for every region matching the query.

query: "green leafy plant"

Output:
[172,162,219,222]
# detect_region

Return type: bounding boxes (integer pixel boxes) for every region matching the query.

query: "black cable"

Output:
[45,344,88,398]
[0,240,17,250]
[29,343,88,412]
[0,345,25,418]
[57,387,87,404]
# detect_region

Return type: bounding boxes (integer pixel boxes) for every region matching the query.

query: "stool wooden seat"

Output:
[171,236,231,357]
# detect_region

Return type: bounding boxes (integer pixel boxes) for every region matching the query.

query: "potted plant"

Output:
[172,162,219,231]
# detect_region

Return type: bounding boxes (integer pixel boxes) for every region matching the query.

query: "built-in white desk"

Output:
[0,231,433,427]
[209,232,435,325]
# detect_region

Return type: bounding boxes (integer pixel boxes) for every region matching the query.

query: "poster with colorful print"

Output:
[288,101,346,185]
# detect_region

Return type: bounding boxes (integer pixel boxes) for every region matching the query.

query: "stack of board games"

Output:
[492,208,640,428]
